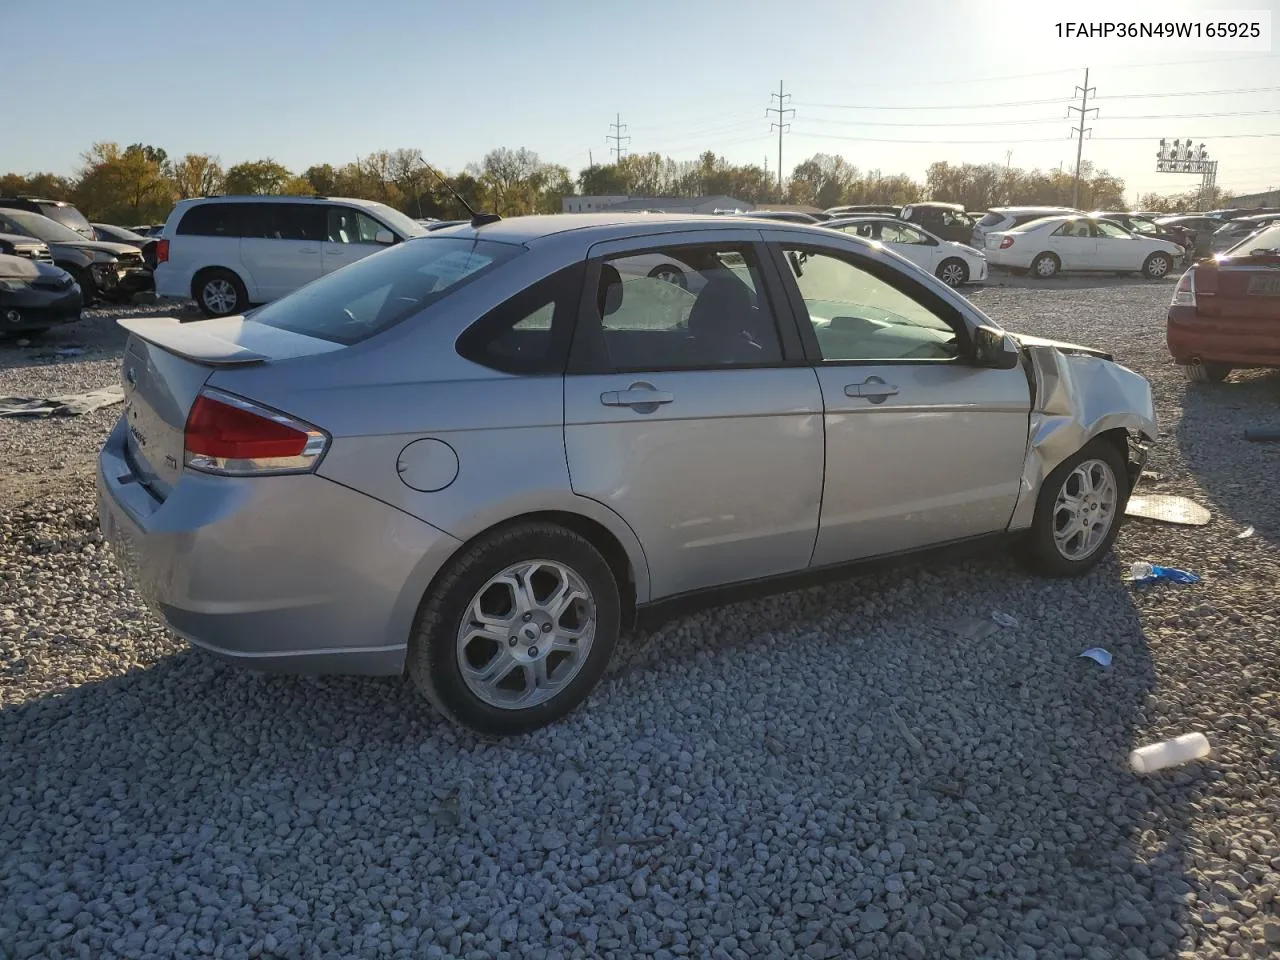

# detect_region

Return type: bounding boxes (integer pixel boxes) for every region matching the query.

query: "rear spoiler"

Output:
[116,317,268,366]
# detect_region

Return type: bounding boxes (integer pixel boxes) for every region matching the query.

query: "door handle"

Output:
[845,377,899,403]
[600,386,674,410]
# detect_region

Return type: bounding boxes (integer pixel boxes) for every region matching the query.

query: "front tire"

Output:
[936,258,969,287]
[1183,360,1231,383]
[1031,252,1060,279]
[407,522,621,736]
[1019,438,1128,577]
[193,268,247,318]
[1143,252,1173,280]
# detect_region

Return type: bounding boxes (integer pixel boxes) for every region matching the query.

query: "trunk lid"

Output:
[1195,254,1280,319]
[117,316,343,499]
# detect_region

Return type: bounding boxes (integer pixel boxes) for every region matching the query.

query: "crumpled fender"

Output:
[1007,344,1157,530]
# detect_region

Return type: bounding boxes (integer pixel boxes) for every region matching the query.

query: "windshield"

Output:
[363,202,428,239]
[1227,224,1280,256]
[1128,219,1158,235]
[248,236,522,345]
[39,203,93,236]
[0,209,85,243]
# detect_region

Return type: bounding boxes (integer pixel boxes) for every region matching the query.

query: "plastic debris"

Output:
[1243,428,1280,443]
[0,385,124,418]
[1237,526,1255,539]
[991,610,1019,628]
[1125,561,1201,585]
[1130,732,1211,774]
[1125,494,1211,526]
[1079,647,1113,667]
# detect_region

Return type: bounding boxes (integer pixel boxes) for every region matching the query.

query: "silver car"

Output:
[98,214,1156,735]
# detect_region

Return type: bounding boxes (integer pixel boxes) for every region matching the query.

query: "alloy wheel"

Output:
[202,278,238,314]
[1052,458,1119,561]
[939,262,966,286]
[455,559,596,709]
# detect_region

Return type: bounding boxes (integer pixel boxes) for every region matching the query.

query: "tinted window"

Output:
[779,247,959,362]
[457,264,584,374]
[977,212,1005,228]
[587,244,783,370]
[177,203,248,237]
[243,203,325,241]
[248,237,521,345]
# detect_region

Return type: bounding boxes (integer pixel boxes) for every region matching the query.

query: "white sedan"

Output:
[984,215,1183,279]
[824,216,988,287]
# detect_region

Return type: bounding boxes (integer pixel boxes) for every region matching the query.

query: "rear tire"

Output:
[1031,252,1060,279]
[1183,360,1231,383]
[1019,438,1129,577]
[935,258,969,287]
[66,265,97,306]
[407,522,621,736]
[193,268,247,318]
[1143,252,1173,280]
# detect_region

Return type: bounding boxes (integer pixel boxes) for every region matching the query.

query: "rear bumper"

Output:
[96,418,464,675]
[1167,306,1280,368]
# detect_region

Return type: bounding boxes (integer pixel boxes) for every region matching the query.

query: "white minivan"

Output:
[154,196,430,317]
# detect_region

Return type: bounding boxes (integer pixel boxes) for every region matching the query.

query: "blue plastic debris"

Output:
[1125,562,1201,585]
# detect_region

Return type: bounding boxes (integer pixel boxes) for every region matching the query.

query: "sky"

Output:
[4,0,1279,201]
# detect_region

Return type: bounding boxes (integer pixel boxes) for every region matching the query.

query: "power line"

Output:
[794,84,1280,113]
[1068,68,1098,208]
[766,81,794,198]
[606,113,630,163]
[1095,84,1280,101]
[787,130,1280,144]
[800,108,1280,128]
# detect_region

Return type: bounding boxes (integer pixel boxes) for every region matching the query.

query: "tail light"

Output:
[184,388,328,476]
[155,239,169,264]
[1171,269,1196,308]
[999,236,1014,249]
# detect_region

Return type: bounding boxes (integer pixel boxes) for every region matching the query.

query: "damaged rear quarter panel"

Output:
[1007,344,1157,531]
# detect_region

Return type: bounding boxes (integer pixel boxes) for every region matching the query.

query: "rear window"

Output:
[247,237,522,345]
[1229,224,1280,255]
[977,212,1004,228]
[38,203,93,235]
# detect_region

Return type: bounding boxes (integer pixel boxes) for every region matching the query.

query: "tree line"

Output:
[1,140,1164,227]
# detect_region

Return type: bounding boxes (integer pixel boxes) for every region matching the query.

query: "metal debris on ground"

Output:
[1079,648,1113,668]
[0,386,124,418]
[991,610,1019,629]
[1237,526,1255,539]
[1125,562,1201,585]
[1124,494,1211,526]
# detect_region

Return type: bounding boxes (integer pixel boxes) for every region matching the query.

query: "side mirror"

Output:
[374,230,395,245]
[972,324,1021,370]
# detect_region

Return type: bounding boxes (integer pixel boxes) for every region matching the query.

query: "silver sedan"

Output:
[98,213,1156,735]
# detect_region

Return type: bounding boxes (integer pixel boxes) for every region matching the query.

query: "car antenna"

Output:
[417,154,500,228]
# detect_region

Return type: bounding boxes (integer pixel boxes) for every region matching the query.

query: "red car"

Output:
[1167,223,1280,382]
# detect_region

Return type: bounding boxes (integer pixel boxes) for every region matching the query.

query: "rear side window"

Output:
[177,203,249,237]
[456,263,584,374]
[243,203,326,241]
[247,237,522,345]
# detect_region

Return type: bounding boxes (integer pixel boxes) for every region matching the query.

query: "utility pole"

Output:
[1067,68,1098,208]
[766,82,794,199]
[607,114,630,164]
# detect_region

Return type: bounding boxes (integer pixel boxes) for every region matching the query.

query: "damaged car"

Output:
[98,214,1156,736]
[0,209,152,304]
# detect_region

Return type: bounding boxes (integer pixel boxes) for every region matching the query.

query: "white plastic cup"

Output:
[1129,732,1211,773]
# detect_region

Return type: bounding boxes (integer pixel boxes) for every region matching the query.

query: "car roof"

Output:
[435,213,835,247]
[174,195,390,208]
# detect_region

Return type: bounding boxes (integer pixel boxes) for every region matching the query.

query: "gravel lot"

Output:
[2,279,1279,960]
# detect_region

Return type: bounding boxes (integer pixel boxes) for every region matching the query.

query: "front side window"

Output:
[1095,221,1131,239]
[1053,221,1093,238]
[780,247,960,362]
[326,207,384,244]
[585,244,783,370]
[247,237,522,345]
